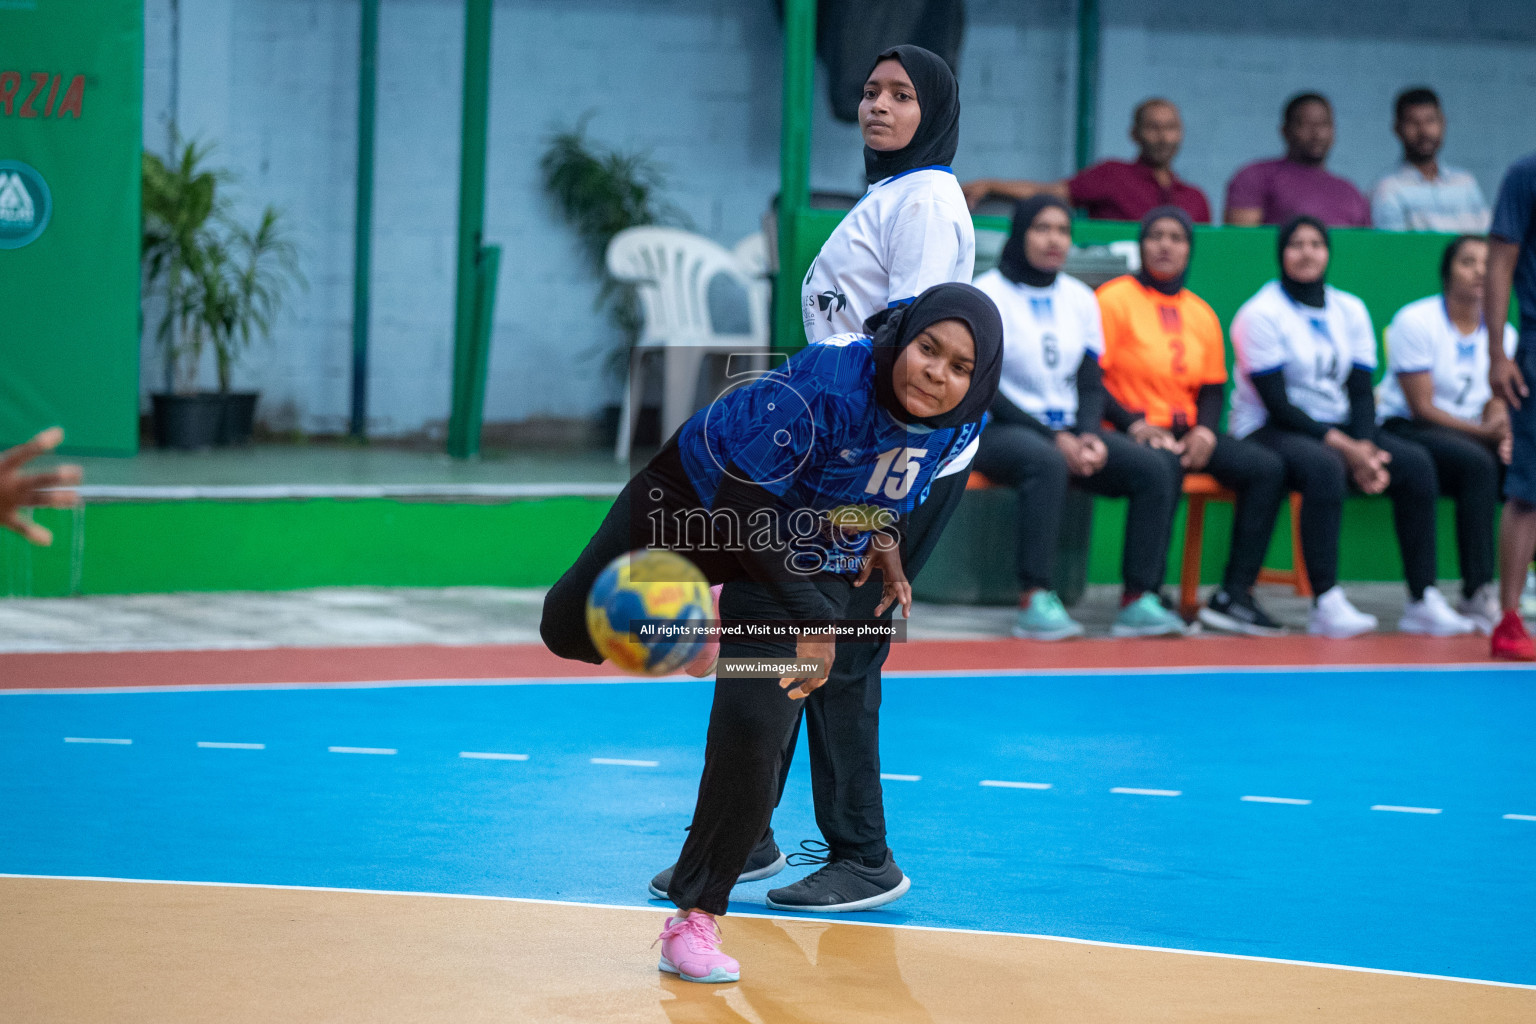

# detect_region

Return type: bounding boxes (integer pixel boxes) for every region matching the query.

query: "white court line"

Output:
[7,660,1527,698]
[1371,805,1441,815]
[1112,787,1182,797]
[3,873,1530,992]
[1241,795,1312,805]
[197,741,265,750]
[590,757,658,767]
[459,751,529,761]
[1502,813,1536,822]
[328,746,396,755]
[63,737,131,745]
[880,773,921,782]
[980,780,1051,790]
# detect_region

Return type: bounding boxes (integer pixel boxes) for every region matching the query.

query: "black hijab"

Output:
[1135,205,1193,297]
[1277,215,1329,308]
[862,45,960,185]
[997,195,1072,288]
[863,282,1003,429]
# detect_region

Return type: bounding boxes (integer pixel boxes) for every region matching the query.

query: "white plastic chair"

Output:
[606,227,771,461]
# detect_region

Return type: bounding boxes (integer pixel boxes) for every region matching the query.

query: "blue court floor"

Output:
[2,667,1532,986]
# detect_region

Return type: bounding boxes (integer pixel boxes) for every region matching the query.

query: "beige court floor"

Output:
[2,878,1530,1023]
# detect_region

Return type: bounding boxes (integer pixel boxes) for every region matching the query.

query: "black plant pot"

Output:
[219,391,259,446]
[151,393,226,450]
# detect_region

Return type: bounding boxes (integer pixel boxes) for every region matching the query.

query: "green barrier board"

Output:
[782,211,1487,373]
[0,0,143,454]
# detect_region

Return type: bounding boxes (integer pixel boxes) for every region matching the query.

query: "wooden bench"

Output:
[965,470,1309,619]
[1178,473,1309,619]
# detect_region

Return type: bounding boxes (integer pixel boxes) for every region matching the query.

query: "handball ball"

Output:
[586,550,712,675]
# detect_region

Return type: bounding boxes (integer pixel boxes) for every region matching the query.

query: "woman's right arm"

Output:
[711,470,838,625]
[1400,371,1502,443]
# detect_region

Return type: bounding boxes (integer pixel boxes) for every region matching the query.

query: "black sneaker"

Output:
[1199,588,1285,637]
[764,844,910,913]
[647,830,787,900]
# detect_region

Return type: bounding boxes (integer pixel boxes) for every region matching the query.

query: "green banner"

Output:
[0,0,142,454]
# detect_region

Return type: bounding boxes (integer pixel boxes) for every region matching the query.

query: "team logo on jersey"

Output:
[1307,316,1332,342]
[1158,305,1181,333]
[1028,296,1055,323]
[1457,339,1477,362]
[0,161,51,250]
[816,289,848,315]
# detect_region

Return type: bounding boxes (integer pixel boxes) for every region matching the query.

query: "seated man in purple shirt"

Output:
[962,98,1211,223]
[1225,92,1370,227]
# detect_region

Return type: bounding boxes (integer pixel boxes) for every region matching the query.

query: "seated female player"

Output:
[1229,216,1473,637]
[1096,206,1288,634]
[1378,234,1517,632]
[973,196,1186,640]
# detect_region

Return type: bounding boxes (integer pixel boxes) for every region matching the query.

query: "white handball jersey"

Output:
[801,167,975,343]
[1228,281,1378,439]
[973,268,1104,429]
[1376,295,1517,423]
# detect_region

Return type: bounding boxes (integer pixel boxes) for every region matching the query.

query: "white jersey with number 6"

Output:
[801,167,975,343]
[1228,280,1378,439]
[973,268,1103,429]
[1375,295,1517,423]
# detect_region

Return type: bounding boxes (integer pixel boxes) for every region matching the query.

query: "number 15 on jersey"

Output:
[864,447,928,500]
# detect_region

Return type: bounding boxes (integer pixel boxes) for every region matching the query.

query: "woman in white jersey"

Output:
[973,195,1187,640]
[646,45,982,920]
[801,45,974,339]
[1230,216,1474,637]
[1378,235,1517,631]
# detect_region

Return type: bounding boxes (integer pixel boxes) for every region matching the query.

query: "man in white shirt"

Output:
[1370,87,1490,233]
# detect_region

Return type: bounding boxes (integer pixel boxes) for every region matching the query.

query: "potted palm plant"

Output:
[539,122,687,444]
[142,140,302,448]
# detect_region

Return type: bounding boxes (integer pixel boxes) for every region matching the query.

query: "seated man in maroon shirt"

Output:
[1224,92,1370,227]
[961,98,1211,223]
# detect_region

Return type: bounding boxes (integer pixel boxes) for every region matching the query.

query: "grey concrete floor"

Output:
[0,581,1484,654]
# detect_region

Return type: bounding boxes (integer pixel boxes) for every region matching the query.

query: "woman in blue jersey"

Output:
[541,283,1003,983]
[724,42,979,920]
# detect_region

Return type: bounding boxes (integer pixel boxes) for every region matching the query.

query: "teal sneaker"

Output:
[1011,590,1085,641]
[1111,592,1188,638]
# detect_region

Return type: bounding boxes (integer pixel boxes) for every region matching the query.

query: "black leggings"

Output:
[973,426,1180,595]
[669,574,852,915]
[1176,432,1287,594]
[540,440,747,663]
[1383,418,1501,597]
[540,440,935,913]
[771,469,969,865]
[1247,426,1439,599]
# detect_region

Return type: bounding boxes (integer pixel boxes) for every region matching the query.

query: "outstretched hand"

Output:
[0,427,82,546]
[854,537,911,619]
[1492,355,1529,411]
[779,632,834,699]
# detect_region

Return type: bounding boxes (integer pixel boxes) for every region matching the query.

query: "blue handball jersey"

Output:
[676,335,972,569]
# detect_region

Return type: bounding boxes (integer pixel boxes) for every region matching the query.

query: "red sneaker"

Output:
[1491,611,1536,661]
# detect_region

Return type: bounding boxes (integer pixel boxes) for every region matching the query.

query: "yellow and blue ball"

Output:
[585,549,712,676]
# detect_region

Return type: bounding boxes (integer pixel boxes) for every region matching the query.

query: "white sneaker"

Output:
[1400,586,1477,636]
[1307,586,1379,639]
[1456,583,1500,635]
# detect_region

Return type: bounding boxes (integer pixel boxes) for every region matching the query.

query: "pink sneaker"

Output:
[685,585,723,678]
[656,911,739,983]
